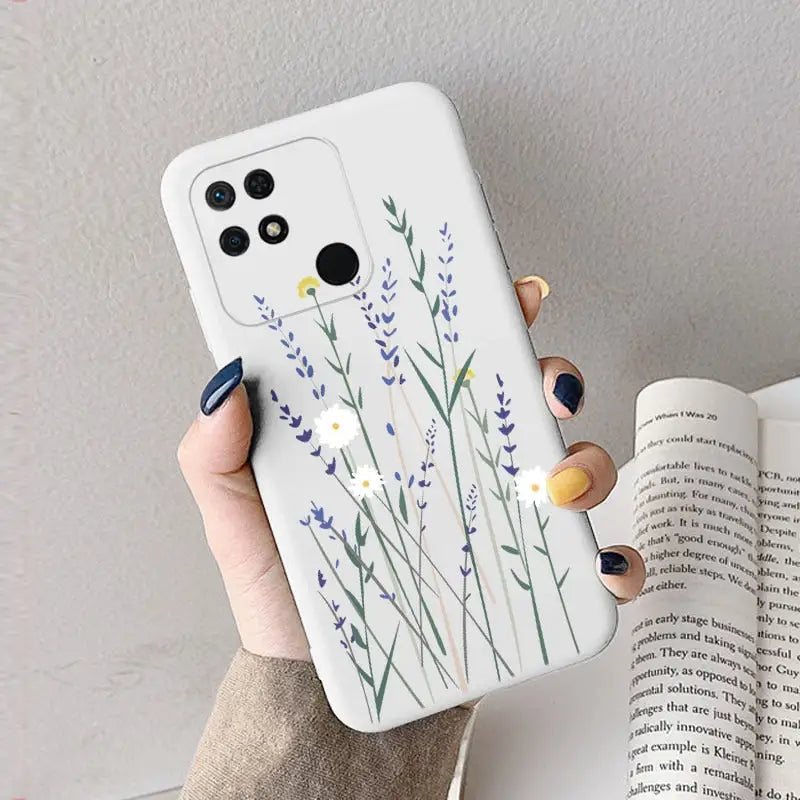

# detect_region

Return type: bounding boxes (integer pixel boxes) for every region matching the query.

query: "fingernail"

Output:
[553,372,583,414]
[599,550,629,576]
[514,275,550,299]
[546,466,592,506]
[200,357,243,416]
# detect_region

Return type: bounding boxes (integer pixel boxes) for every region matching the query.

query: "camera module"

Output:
[205,181,235,210]
[244,169,275,199]
[259,214,289,244]
[219,226,250,256]
[316,242,359,286]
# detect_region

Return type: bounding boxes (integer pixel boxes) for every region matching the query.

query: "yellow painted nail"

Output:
[547,466,592,506]
[514,275,550,299]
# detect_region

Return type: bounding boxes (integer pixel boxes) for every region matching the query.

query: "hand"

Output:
[177,276,645,661]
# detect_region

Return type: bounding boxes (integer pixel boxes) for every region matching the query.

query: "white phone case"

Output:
[161,82,617,732]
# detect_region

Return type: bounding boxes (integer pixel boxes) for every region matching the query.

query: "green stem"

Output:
[340,450,442,696]
[534,504,579,653]
[320,593,374,721]
[396,222,501,681]
[309,527,424,708]
[416,438,431,667]
[461,551,470,682]
[466,385,549,665]
[310,292,446,661]
[310,512,458,688]
[355,538,378,709]
[313,449,514,676]
[444,305,524,672]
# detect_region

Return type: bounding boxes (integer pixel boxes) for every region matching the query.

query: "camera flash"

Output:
[259,214,289,244]
[265,220,282,238]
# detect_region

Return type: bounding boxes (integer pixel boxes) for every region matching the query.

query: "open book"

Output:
[626,378,800,799]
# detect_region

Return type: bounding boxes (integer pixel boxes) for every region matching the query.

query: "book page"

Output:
[628,379,760,799]
[756,419,800,797]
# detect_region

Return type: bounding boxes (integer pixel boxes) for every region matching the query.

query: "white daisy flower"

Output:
[314,404,359,449]
[349,465,385,500]
[515,467,550,508]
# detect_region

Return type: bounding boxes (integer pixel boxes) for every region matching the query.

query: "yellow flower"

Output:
[297,276,321,298]
[452,368,476,383]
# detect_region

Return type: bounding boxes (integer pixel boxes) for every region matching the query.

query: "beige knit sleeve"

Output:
[180,649,474,800]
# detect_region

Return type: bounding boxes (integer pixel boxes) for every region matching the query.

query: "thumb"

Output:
[178,358,308,659]
[178,360,273,579]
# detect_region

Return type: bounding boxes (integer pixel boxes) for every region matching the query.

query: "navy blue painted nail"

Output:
[599,551,629,576]
[201,357,243,416]
[553,372,584,414]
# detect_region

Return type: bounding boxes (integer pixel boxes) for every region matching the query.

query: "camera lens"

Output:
[205,181,235,210]
[316,242,360,286]
[219,226,250,256]
[244,169,274,199]
[259,214,289,244]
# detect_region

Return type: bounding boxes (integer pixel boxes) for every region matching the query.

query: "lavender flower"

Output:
[437,223,458,343]
[418,420,436,497]
[353,262,405,385]
[495,374,518,477]
[460,484,478,568]
[255,299,326,401]
[459,483,478,680]
[271,390,336,474]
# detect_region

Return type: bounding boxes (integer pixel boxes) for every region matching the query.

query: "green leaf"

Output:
[494,447,501,466]
[355,513,366,547]
[339,395,355,409]
[375,625,400,714]
[405,226,414,247]
[345,353,352,374]
[534,545,548,557]
[501,545,519,555]
[489,488,502,501]
[388,221,404,233]
[465,408,481,427]
[419,251,426,281]
[539,516,550,532]
[557,568,570,589]
[449,350,476,412]
[422,602,447,655]
[505,483,511,501]
[315,320,329,337]
[477,450,494,469]
[398,487,409,524]
[325,357,343,375]
[417,343,442,369]
[510,569,531,592]
[405,351,449,425]
[344,588,365,619]
[344,541,360,568]
[357,386,363,409]
[410,278,424,292]
[364,561,375,584]
[349,656,374,687]
[431,295,440,318]
[328,317,338,342]
[399,210,407,233]
[482,410,489,434]
[350,623,367,649]
[382,196,396,215]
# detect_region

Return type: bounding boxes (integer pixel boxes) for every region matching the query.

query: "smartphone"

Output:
[161,82,617,732]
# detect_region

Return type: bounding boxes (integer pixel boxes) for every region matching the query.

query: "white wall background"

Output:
[6,1,799,798]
